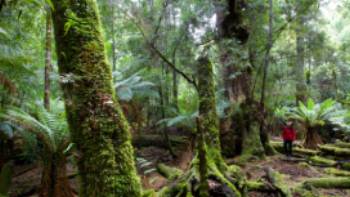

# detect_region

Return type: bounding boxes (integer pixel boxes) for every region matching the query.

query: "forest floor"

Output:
[8,137,350,197]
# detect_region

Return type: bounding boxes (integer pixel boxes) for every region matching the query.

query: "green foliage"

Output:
[0,101,72,160]
[276,98,350,131]
[114,71,158,101]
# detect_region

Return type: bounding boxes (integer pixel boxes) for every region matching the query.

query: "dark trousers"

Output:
[283,140,293,156]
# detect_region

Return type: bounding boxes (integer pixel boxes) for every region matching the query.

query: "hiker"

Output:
[282,120,296,157]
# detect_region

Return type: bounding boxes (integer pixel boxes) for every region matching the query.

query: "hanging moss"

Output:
[50,0,141,196]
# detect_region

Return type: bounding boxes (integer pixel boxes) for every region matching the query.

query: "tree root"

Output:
[157,162,244,197]
[157,164,183,181]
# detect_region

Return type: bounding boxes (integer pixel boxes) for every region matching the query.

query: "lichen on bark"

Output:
[50,0,141,196]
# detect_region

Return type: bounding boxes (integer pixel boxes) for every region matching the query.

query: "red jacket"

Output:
[282,126,296,141]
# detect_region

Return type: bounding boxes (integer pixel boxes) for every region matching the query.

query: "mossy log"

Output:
[324,168,350,176]
[246,181,273,192]
[132,135,187,148]
[319,144,350,157]
[340,162,350,171]
[157,164,183,181]
[334,140,350,149]
[271,141,318,156]
[308,156,337,166]
[303,177,350,189]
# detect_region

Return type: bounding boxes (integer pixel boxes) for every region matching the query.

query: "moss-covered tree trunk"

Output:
[215,0,267,159]
[50,1,142,196]
[197,57,223,166]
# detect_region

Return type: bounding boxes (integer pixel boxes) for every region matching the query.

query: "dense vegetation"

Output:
[1,0,350,196]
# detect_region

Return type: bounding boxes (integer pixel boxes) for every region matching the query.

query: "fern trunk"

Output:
[50,0,141,196]
[40,155,73,197]
[304,127,323,149]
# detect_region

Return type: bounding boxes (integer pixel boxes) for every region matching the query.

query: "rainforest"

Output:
[1,0,350,196]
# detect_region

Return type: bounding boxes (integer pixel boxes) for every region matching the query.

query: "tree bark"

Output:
[259,0,276,155]
[50,1,142,196]
[44,9,52,111]
[295,5,308,103]
[40,155,73,197]
[109,0,116,72]
[216,0,266,159]
[304,127,323,149]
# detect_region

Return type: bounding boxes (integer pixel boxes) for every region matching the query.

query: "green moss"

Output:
[294,147,319,156]
[309,156,336,166]
[341,162,350,170]
[142,189,156,197]
[324,168,350,176]
[267,169,292,197]
[334,140,350,149]
[51,0,142,196]
[239,125,265,163]
[303,177,350,189]
[157,163,183,181]
[319,144,350,156]
[246,181,266,191]
[293,186,318,197]
[197,57,221,151]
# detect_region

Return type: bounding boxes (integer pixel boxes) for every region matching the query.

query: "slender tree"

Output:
[295,3,308,103]
[259,0,276,155]
[50,1,141,196]
[44,8,52,111]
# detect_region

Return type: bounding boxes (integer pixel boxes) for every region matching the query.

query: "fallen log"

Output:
[334,140,350,149]
[132,134,188,148]
[318,144,350,157]
[308,156,336,167]
[270,141,319,156]
[340,162,350,171]
[303,177,350,189]
[324,168,350,176]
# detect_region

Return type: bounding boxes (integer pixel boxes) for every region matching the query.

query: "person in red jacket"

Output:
[282,121,296,157]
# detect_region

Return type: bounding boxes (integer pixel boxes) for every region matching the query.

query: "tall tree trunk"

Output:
[50,1,142,196]
[159,72,175,157]
[216,0,265,159]
[259,0,276,155]
[172,69,178,110]
[109,0,116,72]
[44,9,52,111]
[295,7,307,103]
[196,56,241,196]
